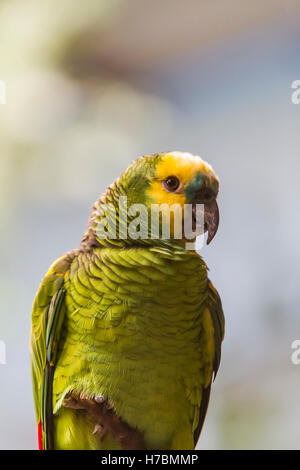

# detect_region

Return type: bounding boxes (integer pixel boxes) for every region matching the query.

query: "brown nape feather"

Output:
[79,183,120,251]
[80,226,101,251]
[193,385,211,447]
[79,199,102,251]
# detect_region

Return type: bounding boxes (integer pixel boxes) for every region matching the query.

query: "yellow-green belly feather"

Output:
[52,246,215,450]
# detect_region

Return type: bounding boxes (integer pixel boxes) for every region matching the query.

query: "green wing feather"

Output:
[30,252,74,449]
[194,280,225,445]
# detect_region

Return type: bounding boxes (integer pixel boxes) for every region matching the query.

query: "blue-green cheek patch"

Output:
[185,174,204,202]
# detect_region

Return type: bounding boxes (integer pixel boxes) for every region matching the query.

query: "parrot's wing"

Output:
[193,280,225,446]
[30,252,74,449]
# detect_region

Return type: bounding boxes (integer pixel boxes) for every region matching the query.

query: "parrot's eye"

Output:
[163,176,181,192]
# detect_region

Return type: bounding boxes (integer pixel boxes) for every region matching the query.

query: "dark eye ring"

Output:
[162,176,181,192]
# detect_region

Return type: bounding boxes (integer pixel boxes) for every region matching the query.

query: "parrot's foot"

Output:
[93,422,107,441]
[63,392,146,450]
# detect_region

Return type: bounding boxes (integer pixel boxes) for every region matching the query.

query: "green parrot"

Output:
[30,151,224,450]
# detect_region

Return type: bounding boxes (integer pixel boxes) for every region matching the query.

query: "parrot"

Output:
[30,151,224,450]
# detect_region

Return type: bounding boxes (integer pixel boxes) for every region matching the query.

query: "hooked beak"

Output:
[204,199,219,245]
[191,188,219,245]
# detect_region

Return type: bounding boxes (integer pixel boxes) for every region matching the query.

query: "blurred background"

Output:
[0,0,300,449]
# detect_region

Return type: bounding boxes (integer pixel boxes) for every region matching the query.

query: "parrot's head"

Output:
[84,151,220,249]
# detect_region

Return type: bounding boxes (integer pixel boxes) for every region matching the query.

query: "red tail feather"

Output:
[37,421,43,450]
